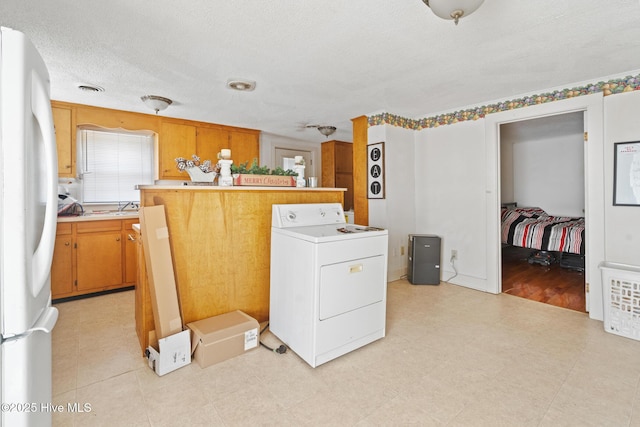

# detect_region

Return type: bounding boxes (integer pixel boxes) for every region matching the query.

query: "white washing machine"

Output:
[269,203,388,368]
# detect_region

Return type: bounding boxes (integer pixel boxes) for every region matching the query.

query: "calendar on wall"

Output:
[367,142,385,199]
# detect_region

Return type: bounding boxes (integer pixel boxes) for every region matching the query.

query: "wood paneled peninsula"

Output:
[135,185,345,353]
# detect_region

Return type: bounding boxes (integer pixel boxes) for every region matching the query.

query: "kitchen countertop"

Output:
[57,211,139,222]
[136,184,346,191]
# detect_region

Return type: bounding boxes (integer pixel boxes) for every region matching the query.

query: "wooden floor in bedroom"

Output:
[501,245,586,313]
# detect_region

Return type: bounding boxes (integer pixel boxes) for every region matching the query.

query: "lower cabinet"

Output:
[52,218,138,300]
[51,224,73,296]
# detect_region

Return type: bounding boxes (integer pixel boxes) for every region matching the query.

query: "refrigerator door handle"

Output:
[30,68,58,296]
[0,306,58,344]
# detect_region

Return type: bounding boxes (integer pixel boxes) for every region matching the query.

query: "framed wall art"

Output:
[367,142,385,199]
[614,141,640,206]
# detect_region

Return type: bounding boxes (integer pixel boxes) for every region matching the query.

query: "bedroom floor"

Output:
[501,245,586,312]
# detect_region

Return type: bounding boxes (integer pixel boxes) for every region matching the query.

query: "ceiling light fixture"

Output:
[317,126,336,137]
[421,0,484,25]
[140,95,172,114]
[227,79,256,91]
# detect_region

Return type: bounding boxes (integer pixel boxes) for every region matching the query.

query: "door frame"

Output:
[484,93,605,321]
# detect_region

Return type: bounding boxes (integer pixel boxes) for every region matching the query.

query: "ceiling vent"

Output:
[77,84,104,93]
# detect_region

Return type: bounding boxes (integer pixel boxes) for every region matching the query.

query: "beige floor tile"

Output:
[51,281,640,427]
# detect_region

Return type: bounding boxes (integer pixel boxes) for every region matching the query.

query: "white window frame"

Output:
[78,127,155,204]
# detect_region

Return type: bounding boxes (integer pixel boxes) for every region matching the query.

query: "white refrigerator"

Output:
[0,27,59,427]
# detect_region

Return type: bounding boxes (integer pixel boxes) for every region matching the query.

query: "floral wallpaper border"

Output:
[368,73,640,130]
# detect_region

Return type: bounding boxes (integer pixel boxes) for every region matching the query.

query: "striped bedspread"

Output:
[501,207,585,255]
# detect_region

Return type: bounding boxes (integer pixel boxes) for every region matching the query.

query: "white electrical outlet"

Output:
[451,249,458,259]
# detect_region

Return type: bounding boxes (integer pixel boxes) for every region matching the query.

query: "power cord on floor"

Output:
[259,322,287,354]
[444,253,458,282]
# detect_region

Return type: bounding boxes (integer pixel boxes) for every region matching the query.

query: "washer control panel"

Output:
[272,203,346,228]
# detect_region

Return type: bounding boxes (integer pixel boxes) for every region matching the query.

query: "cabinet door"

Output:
[229,131,259,166]
[321,142,337,187]
[51,235,74,297]
[336,173,353,211]
[52,106,73,177]
[335,142,353,174]
[196,127,229,166]
[76,232,123,291]
[159,122,196,179]
[124,226,138,285]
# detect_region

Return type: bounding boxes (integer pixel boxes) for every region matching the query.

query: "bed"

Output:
[501,206,585,256]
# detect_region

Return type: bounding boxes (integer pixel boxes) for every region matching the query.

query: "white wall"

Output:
[604,90,640,266]
[367,124,416,281]
[414,120,488,290]
[371,92,612,321]
[500,112,585,217]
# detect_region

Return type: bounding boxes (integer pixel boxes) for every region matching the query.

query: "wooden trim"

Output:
[352,115,369,225]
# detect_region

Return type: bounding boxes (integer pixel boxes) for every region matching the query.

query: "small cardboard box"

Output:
[187,310,259,368]
[146,329,191,376]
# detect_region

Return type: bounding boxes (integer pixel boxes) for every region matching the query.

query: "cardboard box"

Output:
[139,205,183,339]
[146,330,191,376]
[187,310,259,368]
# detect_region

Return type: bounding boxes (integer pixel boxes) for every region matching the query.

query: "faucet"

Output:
[118,201,139,212]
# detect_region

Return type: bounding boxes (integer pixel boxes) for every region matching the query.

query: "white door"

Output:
[274,148,315,179]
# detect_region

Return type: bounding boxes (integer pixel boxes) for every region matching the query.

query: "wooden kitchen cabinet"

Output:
[321,140,354,210]
[196,127,229,165]
[76,221,122,292]
[195,126,260,169]
[51,224,73,296]
[123,220,138,284]
[229,131,260,166]
[52,105,74,178]
[159,122,197,179]
[51,218,138,300]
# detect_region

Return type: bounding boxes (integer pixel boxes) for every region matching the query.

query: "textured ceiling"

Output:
[2,1,640,143]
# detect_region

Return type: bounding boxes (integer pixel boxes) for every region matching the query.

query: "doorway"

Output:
[499,113,586,312]
[484,92,606,321]
[274,147,315,179]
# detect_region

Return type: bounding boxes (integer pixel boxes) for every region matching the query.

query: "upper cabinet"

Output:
[160,123,260,180]
[159,122,197,179]
[52,105,74,177]
[322,140,353,211]
[229,131,260,167]
[50,101,261,181]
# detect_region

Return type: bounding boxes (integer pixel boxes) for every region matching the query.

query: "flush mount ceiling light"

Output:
[317,126,337,137]
[421,0,485,25]
[227,79,256,91]
[305,124,337,137]
[77,83,104,93]
[140,95,172,114]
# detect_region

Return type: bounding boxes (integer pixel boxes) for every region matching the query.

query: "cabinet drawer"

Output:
[76,220,122,233]
[56,223,72,235]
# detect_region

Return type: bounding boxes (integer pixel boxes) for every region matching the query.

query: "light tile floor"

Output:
[52,280,640,426]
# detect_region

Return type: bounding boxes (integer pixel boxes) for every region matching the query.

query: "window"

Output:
[78,127,155,203]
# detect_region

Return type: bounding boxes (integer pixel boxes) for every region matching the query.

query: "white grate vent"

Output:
[600,262,640,341]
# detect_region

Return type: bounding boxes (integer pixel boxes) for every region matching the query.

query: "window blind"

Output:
[80,129,154,203]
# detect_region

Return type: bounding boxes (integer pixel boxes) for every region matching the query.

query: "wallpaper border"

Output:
[368,73,640,130]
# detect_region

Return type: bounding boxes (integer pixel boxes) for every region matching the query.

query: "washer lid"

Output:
[272,223,387,243]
